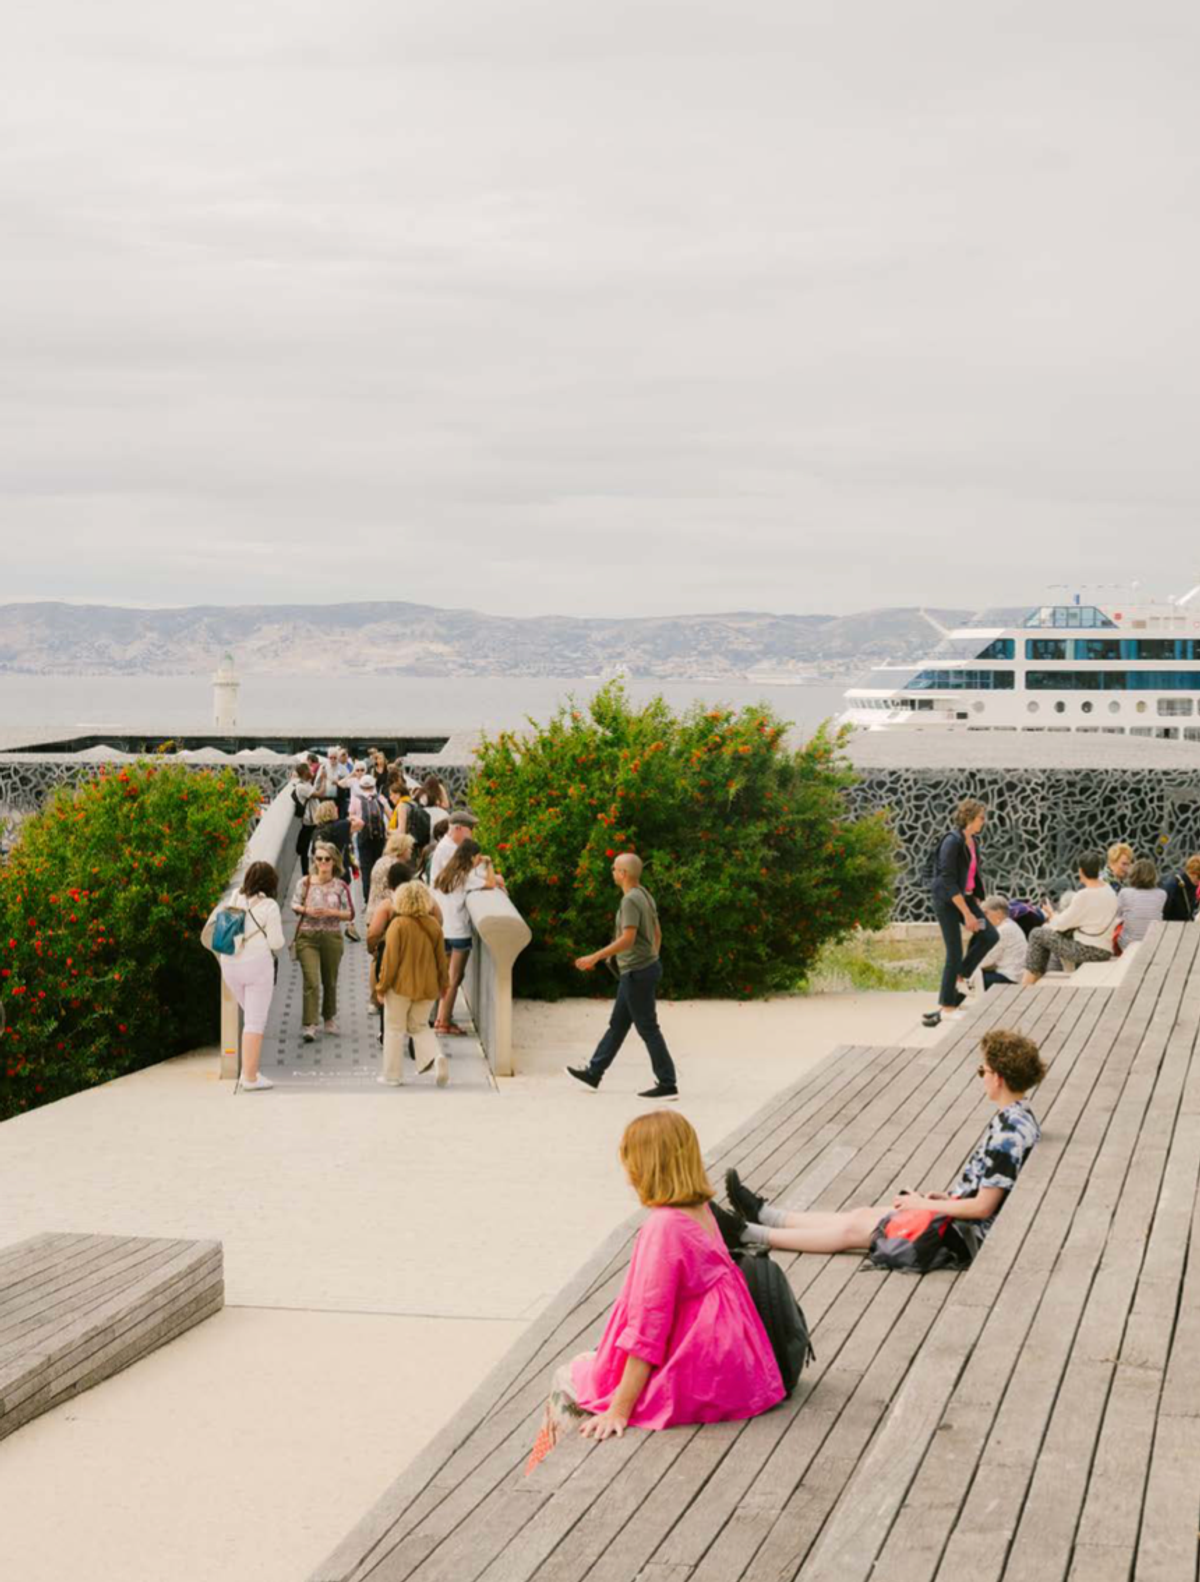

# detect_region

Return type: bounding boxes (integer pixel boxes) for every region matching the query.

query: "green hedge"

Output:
[1,763,260,1119]
[470,683,896,999]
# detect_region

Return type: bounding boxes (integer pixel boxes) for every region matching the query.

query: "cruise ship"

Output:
[841,589,1200,737]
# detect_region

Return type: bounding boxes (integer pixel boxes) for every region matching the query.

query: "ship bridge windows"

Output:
[1026,670,1200,691]
[975,638,1015,660]
[1023,605,1117,629]
[905,669,1015,691]
[1026,639,1068,660]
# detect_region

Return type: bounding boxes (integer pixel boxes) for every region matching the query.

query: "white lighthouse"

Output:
[213,652,239,733]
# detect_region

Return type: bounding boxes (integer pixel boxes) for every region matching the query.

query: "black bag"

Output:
[732,1248,814,1397]
[290,786,306,820]
[922,833,952,888]
[866,1207,972,1274]
[361,794,387,845]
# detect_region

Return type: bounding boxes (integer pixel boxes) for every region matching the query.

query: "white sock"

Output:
[742,1223,771,1245]
[759,1205,788,1227]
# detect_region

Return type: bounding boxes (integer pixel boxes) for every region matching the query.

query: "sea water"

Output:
[0,674,850,746]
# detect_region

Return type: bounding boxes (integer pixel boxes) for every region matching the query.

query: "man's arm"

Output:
[895,1186,1005,1221]
[576,927,637,972]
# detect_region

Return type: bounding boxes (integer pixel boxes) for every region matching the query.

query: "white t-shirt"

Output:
[980,917,1027,983]
[437,871,486,941]
[430,833,458,887]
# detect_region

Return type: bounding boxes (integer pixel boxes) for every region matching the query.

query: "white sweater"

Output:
[226,894,285,957]
[1050,885,1119,952]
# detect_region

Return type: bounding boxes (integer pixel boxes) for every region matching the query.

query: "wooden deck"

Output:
[0,1233,223,1441]
[313,922,1200,1582]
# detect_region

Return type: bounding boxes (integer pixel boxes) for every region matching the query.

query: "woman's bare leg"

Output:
[762,1203,888,1254]
[437,950,469,1028]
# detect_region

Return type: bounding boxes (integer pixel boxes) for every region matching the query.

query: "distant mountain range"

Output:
[0,601,988,681]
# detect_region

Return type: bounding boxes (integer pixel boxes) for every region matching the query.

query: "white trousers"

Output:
[382,992,439,1083]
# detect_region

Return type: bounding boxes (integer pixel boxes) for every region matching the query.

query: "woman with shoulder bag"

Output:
[290,843,353,1043]
[373,882,449,1086]
[219,862,285,1091]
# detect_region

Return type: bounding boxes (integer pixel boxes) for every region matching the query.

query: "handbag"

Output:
[288,877,312,962]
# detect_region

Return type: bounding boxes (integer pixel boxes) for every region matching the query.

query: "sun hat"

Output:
[360,773,376,791]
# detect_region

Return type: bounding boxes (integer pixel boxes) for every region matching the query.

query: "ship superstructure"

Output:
[841,590,1200,737]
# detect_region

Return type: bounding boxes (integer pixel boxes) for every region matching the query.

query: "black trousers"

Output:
[935,897,998,1008]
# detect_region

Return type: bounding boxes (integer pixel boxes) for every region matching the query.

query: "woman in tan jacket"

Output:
[373,882,450,1087]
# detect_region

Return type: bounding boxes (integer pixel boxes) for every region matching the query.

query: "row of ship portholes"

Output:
[967,699,1143,714]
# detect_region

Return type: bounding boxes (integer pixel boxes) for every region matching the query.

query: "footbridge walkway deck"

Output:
[313,921,1200,1582]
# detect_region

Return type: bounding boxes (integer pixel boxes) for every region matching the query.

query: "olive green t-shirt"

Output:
[615,886,659,974]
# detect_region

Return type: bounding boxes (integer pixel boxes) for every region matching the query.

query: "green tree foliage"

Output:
[0,763,260,1119]
[470,683,896,1000]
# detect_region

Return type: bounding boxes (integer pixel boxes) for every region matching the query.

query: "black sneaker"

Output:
[725,1168,766,1224]
[638,1082,679,1100]
[567,1065,601,1090]
[709,1200,747,1252]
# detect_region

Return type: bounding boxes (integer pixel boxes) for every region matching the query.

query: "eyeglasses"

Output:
[315,857,334,864]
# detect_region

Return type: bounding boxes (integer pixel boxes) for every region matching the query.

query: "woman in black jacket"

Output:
[1162,856,1200,923]
[923,799,999,1027]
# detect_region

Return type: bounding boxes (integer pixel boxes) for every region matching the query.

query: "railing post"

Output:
[464,891,532,1078]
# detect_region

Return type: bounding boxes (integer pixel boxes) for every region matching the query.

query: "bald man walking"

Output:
[568,853,679,1099]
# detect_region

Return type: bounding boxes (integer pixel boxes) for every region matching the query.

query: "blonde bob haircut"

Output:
[619,1111,713,1208]
[392,881,434,918]
[384,830,416,861]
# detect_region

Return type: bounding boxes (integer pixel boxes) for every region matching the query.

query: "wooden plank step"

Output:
[0,1233,224,1443]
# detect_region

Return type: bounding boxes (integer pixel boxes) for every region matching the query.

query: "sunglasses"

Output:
[315,856,334,864]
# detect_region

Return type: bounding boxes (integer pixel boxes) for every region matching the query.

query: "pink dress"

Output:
[570,1206,786,1430]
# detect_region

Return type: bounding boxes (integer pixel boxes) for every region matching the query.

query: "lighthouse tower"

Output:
[213,652,239,734]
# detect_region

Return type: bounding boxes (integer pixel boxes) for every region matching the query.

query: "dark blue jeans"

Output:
[588,961,677,1087]
[935,897,998,1008]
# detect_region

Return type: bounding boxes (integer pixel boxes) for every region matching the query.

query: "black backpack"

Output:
[361,794,387,846]
[922,832,953,888]
[732,1248,815,1396]
[867,1208,972,1274]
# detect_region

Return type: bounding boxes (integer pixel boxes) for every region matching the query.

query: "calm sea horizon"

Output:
[0,674,849,746]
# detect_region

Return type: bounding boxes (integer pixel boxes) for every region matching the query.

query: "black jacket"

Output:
[931,830,984,907]
[1162,871,1198,923]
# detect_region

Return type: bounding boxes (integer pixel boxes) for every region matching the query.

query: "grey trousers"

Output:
[1026,926,1112,976]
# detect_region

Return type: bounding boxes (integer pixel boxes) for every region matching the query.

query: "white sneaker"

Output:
[301,1026,318,1043]
[238,1074,275,1091]
[376,1075,403,1087]
[434,1053,449,1088]
[324,1019,339,1036]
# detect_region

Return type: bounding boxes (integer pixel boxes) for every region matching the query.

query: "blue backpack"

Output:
[210,909,246,956]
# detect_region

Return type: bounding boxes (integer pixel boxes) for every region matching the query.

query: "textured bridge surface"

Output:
[313,921,1200,1582]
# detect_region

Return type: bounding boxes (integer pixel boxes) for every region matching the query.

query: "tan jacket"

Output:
[373,913,449,1001]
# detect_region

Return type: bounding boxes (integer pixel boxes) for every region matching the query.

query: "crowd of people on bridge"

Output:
[922,799,1200,1027]
[213,747,508,1091]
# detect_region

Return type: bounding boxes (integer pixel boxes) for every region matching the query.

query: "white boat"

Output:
[841,588,1200,739]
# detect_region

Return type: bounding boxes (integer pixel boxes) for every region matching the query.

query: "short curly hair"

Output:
[979,1029,1046,1094]
[953,798,986,830]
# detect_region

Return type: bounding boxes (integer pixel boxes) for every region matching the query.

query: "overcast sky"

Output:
[3,2,1200,618]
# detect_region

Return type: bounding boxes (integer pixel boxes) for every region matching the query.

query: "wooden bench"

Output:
[0,1233,223,1441]
[312,922,1200,1582]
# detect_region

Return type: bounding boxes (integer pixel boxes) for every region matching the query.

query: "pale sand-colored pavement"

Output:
[0,990,939,1582]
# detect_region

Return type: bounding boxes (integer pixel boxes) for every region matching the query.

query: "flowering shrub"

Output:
[470,682,896,999]
[0,763,260,1119]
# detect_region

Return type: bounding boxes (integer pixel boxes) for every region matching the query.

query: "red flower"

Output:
[605,849,615,858]
[118,1024,127,1033]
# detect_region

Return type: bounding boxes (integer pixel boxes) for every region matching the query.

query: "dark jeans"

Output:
[935,898,998,1008]
[358,838,384,906]
[983,970,1016,991]
[587,960,677,1087]
[296,823,316,876]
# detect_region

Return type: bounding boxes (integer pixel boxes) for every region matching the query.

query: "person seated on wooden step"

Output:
[528,1112,785,1469]
[714,1029,1046,1263]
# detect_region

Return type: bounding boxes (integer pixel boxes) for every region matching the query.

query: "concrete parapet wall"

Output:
[463,890,532,1078]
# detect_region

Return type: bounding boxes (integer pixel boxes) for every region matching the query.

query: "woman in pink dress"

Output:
[531,1112,784,1465]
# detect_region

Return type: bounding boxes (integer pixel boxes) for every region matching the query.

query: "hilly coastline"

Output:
[0,601,982,682]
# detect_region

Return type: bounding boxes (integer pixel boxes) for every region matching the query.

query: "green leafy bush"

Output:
[470,682,896,1000]
[0,762,260,1119]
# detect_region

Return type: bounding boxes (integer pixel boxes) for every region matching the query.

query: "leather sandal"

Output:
[434,1021,467,1036]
